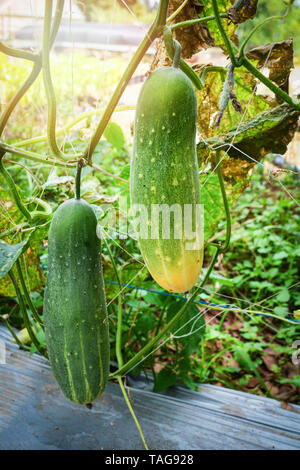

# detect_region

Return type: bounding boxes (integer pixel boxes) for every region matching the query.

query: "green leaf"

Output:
[135,312,156,335]
[103,122,125,150]
[276,289,290,303]
[273,251,288,260]
[153,367,177,393]
[144,291,167,307]
[118,163,130,180]
[201,267,235,286]
[0,238,29,280]
[274,306,289,315]
[234,349,254,372]
[280,376,300,388]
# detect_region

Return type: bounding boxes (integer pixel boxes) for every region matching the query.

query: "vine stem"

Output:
[0,42,38,61]
[0,154,32,221]
[170,13,228,31]
[0,142,77,167]
[117,376,149,450]
[163,26,202,89]
[42,0,81,161]
[13,105,136,148]
[199,66,227,87]
[84,0,170,164]
[216,151,231,252]
[239,1,293,58]
[109,247,220,380]
[2,317,30,351]
[0,0,64,139]
[167,0,188,22]
[116,293,124,369]
[15,259,43,327]
[75,160,84,200]
[211,0,238,67]
[240,56,300,112]
[8,269,46,356]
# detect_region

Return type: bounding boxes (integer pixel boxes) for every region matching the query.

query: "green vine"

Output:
[238,0,293,58]
[15,259,43,327]
[84,0,170,164]
[75,160,85,200]
[240,56,300,112]
[215,150,231,252]
[42,0,82,161]
[163,25,202,89]
[170,13,228,31]
[0,142,77,167]
[211,0,238,67]
[0,0,64,139]
[8,269,46,356]
[0,154,32,221]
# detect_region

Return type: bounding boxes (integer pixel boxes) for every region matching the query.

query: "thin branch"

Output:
[211,0,238,66]
[167,0,189,22]
[216,151,231,252]
[110,247,220,379]
[170,13,228,30]
[13,105,136,148]
[117,376,149,450]
[84,0,170,164]
[241,56,300,112]
[0,156,32,221]
[0,142,76,167]
[9,269,46,356]
[239,1,292,58]
[0,42,38,61]
[0,0,64,139]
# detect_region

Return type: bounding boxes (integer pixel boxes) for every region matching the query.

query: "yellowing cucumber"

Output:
[130,67,203,293]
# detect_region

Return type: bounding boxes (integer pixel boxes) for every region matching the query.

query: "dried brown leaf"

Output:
[228,0,258,24]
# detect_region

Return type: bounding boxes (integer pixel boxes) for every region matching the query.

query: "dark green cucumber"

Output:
[44,198,109,404]
[130,67,203,293]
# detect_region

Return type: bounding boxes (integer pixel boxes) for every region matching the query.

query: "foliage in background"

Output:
[75,0,155,23]
[1,107,299,401]
[237,0,300,54]
[0,52,126,141]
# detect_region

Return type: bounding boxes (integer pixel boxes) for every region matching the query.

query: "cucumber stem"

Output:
[163,25,202,89]
[172,39,182,68]
[75,161,83,200]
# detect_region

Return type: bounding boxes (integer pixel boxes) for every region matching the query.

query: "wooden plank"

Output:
[0,325,299,450]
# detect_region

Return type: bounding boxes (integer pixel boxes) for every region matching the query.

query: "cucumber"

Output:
[44,198,109,404]
[130,67,203,293]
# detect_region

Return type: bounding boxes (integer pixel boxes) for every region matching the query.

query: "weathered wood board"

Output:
[0,325,299,450]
